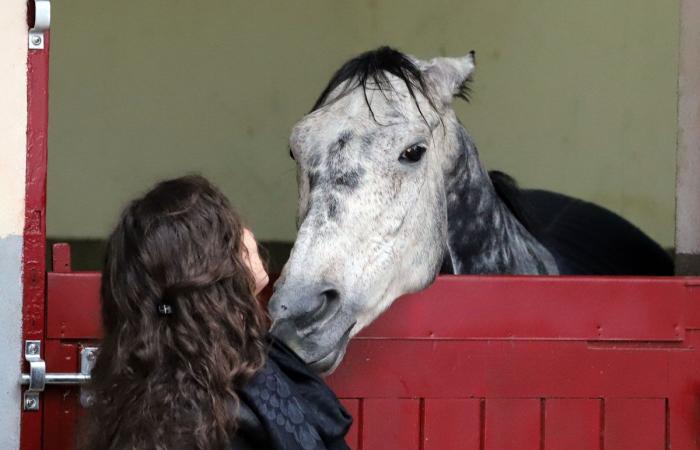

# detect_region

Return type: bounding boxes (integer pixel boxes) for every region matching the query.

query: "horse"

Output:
[268,46,674,374]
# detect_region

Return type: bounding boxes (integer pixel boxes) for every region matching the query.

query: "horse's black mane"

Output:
[311,46,471,120]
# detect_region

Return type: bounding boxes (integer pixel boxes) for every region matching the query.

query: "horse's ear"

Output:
[418,51,476,105]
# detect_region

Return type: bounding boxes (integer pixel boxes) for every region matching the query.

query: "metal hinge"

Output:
[29,0,51,49]
[20,340,96,411]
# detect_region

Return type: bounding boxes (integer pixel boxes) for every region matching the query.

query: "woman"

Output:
[79,175,351,450]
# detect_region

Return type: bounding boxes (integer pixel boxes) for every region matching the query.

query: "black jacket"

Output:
[230,337,352,450]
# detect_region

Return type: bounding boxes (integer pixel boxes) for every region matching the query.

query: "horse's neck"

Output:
[443,125,558,275]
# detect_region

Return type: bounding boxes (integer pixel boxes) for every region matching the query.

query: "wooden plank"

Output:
[359,277,685,341]
[544,399,601,450]
[47,272,102,339]
[484,399,540,450]
[362,399,420,450]
[329,340,674,399]
[604,399,666,450]
[423,399,481,450]
[45,272,694,342]
[43,340,81,450]
[51,243,72,273]
[339,399,360,450]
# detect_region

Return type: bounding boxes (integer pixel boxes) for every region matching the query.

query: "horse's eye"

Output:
[289,148,296,161]
[399,145,426,163]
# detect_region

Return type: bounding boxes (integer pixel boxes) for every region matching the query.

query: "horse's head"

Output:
[269,47,475,373]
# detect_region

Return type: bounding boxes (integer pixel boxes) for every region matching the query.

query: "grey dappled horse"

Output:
[269,47,673,373]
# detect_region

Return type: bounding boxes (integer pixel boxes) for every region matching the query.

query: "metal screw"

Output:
[25,397,37,410]
[31,35,42,46]
[27,343,39,355]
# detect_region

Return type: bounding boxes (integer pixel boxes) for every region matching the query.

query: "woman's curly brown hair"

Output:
[79,175,268,450]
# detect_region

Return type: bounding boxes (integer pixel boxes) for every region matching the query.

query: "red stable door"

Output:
[39,245,700,450]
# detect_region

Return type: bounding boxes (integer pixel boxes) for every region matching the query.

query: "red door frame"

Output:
[21,23,50,450]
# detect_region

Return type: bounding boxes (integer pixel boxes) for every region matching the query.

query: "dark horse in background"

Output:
[268,47,674,373]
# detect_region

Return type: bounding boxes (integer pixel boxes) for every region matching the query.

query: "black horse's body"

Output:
[489,172,674,276]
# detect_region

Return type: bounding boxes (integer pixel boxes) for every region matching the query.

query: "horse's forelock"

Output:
[311,46,443,124]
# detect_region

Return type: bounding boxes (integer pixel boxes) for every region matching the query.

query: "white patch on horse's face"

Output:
[269,52,475,373]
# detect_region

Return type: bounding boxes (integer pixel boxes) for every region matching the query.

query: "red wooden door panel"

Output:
[361,399,420,450]
[604,398,666,450]
[484,399,541,450]
[544,399,601,450]
[423,399,481,450]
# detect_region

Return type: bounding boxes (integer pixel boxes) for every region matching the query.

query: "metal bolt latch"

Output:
[20,341,96,411]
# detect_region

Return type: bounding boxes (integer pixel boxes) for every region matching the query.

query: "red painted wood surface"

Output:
[47,272,101,340]
[42,341,81,450]
[40,247,700,449]
[484,399,541,450]
[46,273,696,342]
[359,276,686,341]
[544,399,601,450]
[423,399,481,450]
[362,399,420,450]
[21,23,51,450]
[604,399,666,450]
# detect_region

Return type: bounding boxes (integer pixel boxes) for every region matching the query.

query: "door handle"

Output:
[20,340,96,411]
[28,0,51,49]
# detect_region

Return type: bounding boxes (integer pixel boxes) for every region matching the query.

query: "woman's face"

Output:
[242,228,269,295]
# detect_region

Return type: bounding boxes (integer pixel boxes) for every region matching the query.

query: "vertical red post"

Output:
[21,22,50,450]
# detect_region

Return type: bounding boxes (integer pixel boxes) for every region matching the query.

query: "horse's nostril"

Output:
[294,287,342,332]
[322,289,340,302]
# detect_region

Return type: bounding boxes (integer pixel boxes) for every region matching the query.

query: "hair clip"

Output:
[157,303,173,315]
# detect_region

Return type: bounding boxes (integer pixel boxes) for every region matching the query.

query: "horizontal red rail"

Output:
[359,276,694,341]
[48,271,700,342]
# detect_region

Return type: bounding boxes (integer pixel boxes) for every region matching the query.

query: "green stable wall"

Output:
[47,1,679,268]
